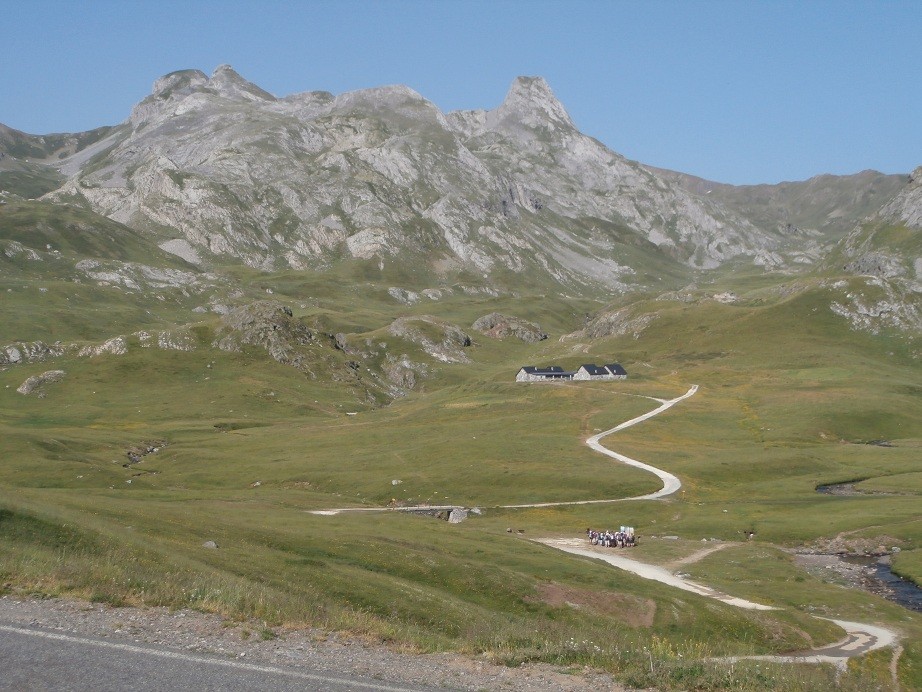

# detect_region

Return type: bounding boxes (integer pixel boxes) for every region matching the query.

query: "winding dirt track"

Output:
[310,383,900,669]
[499,385,695,509]
[530,384,900,670]
[310,385,697,516]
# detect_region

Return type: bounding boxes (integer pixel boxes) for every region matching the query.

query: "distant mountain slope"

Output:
[21,66,812,290]
[650,166,906,241]
[833,167,922,281]
[0,66,915,297]
[0,122,116,163]
[876,166,922,229]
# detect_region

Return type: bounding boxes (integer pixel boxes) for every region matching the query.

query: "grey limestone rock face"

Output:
[877,166,922,228]
[44,66,794,291]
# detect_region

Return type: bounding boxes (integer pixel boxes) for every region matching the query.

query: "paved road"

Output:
[0,622,441,692]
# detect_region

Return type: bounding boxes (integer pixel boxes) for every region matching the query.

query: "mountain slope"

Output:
[653,167,906,238]
[30,66,811,291]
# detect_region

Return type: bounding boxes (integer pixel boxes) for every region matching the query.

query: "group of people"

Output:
[586,526,636,548]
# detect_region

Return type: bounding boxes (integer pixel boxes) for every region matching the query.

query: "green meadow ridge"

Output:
[1,66,921,690]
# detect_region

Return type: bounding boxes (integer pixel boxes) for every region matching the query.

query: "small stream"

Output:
[815,481,897,496]
[842,555,922,612]
[811,481,922,611]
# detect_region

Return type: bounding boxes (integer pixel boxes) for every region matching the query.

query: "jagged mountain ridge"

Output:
[2,65,917,295]
[1,65,831,289]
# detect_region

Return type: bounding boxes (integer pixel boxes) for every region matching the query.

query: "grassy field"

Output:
[1,252,921,689]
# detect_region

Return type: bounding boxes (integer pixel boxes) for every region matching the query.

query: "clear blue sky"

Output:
[3,0,919,184]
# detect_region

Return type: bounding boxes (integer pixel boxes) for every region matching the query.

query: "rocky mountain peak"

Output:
[130,65,274,127]
[492,76,574,130]
[206,64,276,102]
[39,67,880,289]
[331,84,443,123]
[151,70,208,100]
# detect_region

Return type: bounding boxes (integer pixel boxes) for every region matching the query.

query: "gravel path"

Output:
[537,539,776,610]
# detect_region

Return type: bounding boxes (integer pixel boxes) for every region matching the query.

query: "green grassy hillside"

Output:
[1,205,920,689]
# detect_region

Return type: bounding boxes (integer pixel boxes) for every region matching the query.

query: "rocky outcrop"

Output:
[1,341,66,365]
[17,370,65,395]
[829,278,922,335]
[471,312,547,342]
[388,287,420,305]
[75,259,201,290]
[563,307,657,341]
[387,316,472,363]
[137,329,197,351]
[125,440,166,464]
[842,252,907,280]
[2,338,128,363]
[877,166,922,228]
[213,301,316,368]
[382,354,427,390]
[78,337,128,357]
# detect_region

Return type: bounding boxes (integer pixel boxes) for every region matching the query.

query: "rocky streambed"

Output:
[794,552,922,612]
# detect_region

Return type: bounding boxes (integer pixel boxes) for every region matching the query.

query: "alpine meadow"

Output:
[1,65,920,691]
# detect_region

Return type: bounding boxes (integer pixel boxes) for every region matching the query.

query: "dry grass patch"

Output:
[532,582,655,627]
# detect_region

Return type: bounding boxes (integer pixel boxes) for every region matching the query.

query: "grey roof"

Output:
[604,363,627,376]
[520,365,564,373]
[579,364,608,375]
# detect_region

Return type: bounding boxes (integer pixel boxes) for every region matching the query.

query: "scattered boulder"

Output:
[201,540,218,549]
[448,508,469,524]
[471,312,547,343]
[16,370,66,395]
